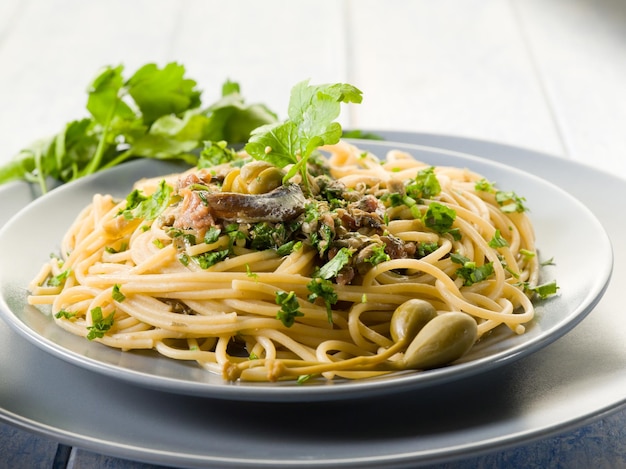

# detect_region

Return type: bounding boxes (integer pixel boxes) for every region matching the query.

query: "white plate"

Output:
[0,140,613,402]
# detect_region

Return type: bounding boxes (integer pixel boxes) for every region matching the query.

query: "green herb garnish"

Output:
[86,307,115,340]
[0,64,277,193]
[47,269,71,287]
[275,291,304,327]
[118,179,173,221]
[364,244,391,266]
[488,229,509,248]
[307,277,338,323]
[112,284,126,302]
[317,247,353,280]
[406,166,441,200]
[423,202,461,240]
[451,253,495,286]
[521,280,559,299]
[244,80,362,190]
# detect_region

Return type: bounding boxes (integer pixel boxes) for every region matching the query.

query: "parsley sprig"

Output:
[244,80,362,191]
[0,64,277,193]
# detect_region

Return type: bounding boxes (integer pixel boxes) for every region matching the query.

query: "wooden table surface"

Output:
[1,1,625,468]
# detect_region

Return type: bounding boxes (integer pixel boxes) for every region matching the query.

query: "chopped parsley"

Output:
[416,242,439,258]
[55,309,76,320]
[204,226,222,244]
[405,166,441,200]
[381,192,405,208]
[318,247,353,280]
[307,277,338,323]
[118,179,174,221]
[475,178,495,192]
[105,243,128,254]
[297,374,314,385]
[193,249,229,269]
[495,190,528,213]
[198,140,241,168]
[245,264,258,279]
[364,244,391,266]
[451,253,495,286]
[47,269,71,287]
[276,240,302,257]
[475,179,528,213]
[521,280,559,299]
[112,284,126,302]
[249,222,287,251]
[275,291,304,327]
[423,202,461,240]
[488,230,509,248]
[86,307,115,340]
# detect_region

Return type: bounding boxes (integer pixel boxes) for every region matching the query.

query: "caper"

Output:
[390,299,437,343]
[401,311,477,370]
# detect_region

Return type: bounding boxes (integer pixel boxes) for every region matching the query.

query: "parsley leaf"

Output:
[364,244,391,266]
[55,309,76,320]
[406,166,441,200]
[451,253,495,286]
[0,63,277,193]
[86,307,115,340]
[125,63,202,125]
[198,140,241,168]
[203,226,222,244]
[193,249,229,269]
[275,291,304,327]
[423,202,461,240]
[488,229,509,248]
[245,80,362,188]
[307,277,338,323]
[521,280,559,299]
[495,191,528,213]
[119,179,173,221]
[112,284,126,302]
[47,269,71,287]
[318,247,353,280]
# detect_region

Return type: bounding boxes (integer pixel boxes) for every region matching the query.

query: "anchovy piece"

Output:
[205,184,307,223]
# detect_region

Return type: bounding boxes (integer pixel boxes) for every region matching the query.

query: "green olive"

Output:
[390,299,437,343]
[239,160,273,183]
[221,168,242,193]
[223,161,285,195]
[401,311,477,370]
[247,167,284,194]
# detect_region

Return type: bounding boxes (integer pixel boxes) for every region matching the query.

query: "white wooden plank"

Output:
[0,0,181,161]
[513,0,626,179]
[345,0,564,157]
[169,0,349,121]
[0,0,27,43]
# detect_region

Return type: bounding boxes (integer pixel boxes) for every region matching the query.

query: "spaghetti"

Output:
[28,141,544,382]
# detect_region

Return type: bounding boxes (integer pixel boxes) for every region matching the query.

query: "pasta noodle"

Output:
[28,141,543,382]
